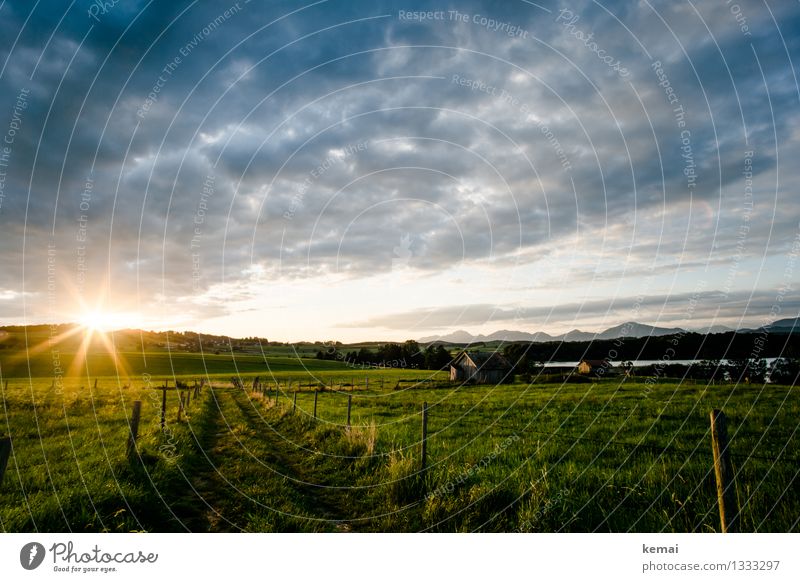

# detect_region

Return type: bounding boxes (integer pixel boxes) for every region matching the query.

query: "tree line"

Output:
[316,340,452,370]
[503,331,800,384]
[503,331,799,365]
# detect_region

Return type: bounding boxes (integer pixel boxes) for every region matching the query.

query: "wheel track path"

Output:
[182,386,359,531]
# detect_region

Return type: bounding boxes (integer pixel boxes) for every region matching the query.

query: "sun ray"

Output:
[65,316,133,380]
[7,324,86,369]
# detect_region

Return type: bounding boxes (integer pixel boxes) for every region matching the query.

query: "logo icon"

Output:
[20,542,46,570]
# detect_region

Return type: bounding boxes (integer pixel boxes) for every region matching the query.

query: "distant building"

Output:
[577,359,615,376]
[450,351,512,383]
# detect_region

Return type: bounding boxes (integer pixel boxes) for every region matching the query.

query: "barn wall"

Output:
[451,356,511,384]
[489,370,504,383]
[477,370,505,384]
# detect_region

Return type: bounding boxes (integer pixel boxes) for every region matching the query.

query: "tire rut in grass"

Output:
[226,388,358,531]
[172,387,242,532]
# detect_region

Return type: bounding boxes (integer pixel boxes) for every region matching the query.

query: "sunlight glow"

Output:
[79,310,111,332]
[78,310,137,332]
[71,309,140,378]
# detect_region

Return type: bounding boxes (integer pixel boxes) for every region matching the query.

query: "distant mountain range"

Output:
[755,317,800,334]
[419,322,682,344]
[419,318,799,344]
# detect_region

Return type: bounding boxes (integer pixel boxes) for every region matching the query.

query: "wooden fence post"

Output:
[93,378,98,391]
[293,391,297,412]
[421,402,428,470]
[347,394,352,427]
[365,376,369,391]
[127,401,142,457]
[710,409,739,533]
[313,389,318,419]
[0,437,11,487]
[160,386,167,431]
[177,392,184,422]
[185,388,191,408]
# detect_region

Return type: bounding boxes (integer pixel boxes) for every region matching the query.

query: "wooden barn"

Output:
[449,351,512,384]
[577,359,615,376]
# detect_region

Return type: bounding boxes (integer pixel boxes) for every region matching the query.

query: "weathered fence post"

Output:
[0,437,12,487]
[365,376,369,391]
[185,387,191,408]
[127,401,142,457]
[275,383,280,405]
[421,402,428,470]
[347,394,352,427]
[313,389,318,419]
[177,392,185,422]
[293,391,297,412]
[93,378,98,392]
[160,386,167,431]
[710,409,739,533]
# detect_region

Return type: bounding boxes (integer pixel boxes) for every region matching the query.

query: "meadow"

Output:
[0,347,352,378]
[0,351,797,532]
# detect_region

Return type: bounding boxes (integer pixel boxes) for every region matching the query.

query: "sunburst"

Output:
[70,309,138,379]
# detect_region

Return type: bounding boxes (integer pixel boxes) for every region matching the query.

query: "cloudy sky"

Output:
[0,0,798,342]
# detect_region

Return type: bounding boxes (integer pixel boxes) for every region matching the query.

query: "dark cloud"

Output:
[0,0,797,336]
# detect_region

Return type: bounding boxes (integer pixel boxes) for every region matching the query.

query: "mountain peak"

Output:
[420,322,691,344]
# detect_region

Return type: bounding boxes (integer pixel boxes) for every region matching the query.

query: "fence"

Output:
[0,375,790,533]
[125,378,206,463]
[236,377,788,533]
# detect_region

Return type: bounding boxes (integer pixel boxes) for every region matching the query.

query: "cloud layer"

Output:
[0,0,798,340]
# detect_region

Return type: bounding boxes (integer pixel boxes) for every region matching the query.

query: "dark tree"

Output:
[424,345,452,370]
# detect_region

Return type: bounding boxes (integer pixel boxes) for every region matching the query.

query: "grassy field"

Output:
[0,360,797,532]
[0,348,361,379]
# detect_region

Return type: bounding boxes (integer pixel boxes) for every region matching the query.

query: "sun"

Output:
[79,310,113,332]
[73,309,137,378]
[78,310,138,333]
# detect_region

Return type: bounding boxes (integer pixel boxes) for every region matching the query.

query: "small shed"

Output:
[450,351,512,384]
[577,359,614,376]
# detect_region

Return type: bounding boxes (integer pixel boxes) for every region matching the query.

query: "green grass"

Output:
[0,349,364,379]
[0,370,797,532]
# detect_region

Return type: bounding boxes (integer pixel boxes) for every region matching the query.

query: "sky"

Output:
[0,0,798,342]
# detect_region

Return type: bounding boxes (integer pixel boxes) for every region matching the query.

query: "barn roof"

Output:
[453,351,512,370]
